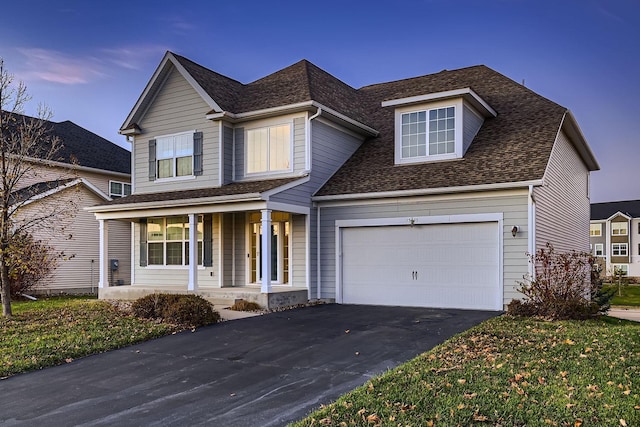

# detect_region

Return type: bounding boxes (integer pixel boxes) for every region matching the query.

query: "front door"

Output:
[249,213,290,284]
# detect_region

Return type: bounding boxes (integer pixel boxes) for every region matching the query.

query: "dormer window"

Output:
[383,88,497,166]
[401,106,456,159]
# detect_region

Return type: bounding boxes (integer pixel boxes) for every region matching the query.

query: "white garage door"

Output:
[340,222,500,310]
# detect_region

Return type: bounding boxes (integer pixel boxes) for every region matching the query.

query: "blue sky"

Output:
[0,0,638,202]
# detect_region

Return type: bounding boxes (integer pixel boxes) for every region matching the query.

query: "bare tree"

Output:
[0,59,75,317]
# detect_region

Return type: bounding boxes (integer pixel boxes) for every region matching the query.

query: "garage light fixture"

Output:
[511,225,519,237]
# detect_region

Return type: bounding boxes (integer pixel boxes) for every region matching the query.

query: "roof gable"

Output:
[591,200,640,220]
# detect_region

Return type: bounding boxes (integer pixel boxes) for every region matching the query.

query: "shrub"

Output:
[7,231,64,297]
[507,243,613,320]
[229,299,262,311]
[131,293,220,327]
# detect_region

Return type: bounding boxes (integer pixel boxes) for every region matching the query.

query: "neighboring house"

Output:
[88,51,599,310]
[590,200,640,278]
[8,114,132,294]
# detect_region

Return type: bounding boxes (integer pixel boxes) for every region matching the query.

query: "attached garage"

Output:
[337,216,503,310]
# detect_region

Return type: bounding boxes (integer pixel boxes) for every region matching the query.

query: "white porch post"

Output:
[188,213,198,292]
[261,209,272,293]
[98,219,108,288]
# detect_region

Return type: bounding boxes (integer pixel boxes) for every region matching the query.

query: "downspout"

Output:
[528,184,536,279]
[306,107,322,300]
[232,213,236,287]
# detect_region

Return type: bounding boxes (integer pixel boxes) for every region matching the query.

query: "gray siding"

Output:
[270,120,363,206]
[534,130,590,253]
[463,104,484,154]
[222,213,234,286]
[291,214,306,287]
[233,213,246,285]
[134,65,219,194]
[223,126,234,185]
[234,128,245,180]
[318,192,529,307]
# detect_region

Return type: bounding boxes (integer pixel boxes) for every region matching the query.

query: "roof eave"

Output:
[381,88,497,118]
[561,110,600,171]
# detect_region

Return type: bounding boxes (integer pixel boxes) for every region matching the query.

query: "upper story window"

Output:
[246,123,291,174]
[612,222,628,236]
[589,223,602,236]
[149,131,203,181]
[384,88,496,166]
[612,243,628,256]
[109,180,131,198]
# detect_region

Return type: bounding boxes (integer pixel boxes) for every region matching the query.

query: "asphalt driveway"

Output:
[0,304,498,426]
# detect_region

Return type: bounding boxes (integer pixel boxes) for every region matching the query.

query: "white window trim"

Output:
[612,243,628,256]
[147,216,204,267]
[245,119,294,177]
[589,223,602,237]
[155,130,196,181]
[594,243,604,257]
[245,213,292,286]
[611,222,628,236]
[109,180,131,198]
[612,264,628,275]
[394,98,463,165]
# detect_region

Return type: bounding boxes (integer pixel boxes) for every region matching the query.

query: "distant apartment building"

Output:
[590,200,640,277]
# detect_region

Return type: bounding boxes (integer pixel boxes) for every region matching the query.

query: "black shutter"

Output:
[139,219,148,267]
[148,139,156,181]
[204,214,213,267]
[193,131,203,176]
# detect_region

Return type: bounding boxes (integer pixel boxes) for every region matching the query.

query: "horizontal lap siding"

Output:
[18,164,129,198]
[463,105,483,153]
[233,213,246,285]
[291,214,306,287]
[134,65,218,194]
[319,192,529,306]
[20,187,130,291]
[223,126,234,185]
[534,130,590,253]
[222,213,234,286]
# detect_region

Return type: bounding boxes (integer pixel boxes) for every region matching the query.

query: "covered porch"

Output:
[90,188,312,310]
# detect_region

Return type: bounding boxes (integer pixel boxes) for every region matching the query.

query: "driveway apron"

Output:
[0,304,498,426]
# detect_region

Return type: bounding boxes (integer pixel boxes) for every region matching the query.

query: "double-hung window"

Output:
[612,222,628,236]
[612,243,628,256]
[109,180,131,198]
[589,223,601,236]
[147,216,203,266]
[401,106,455,159]
[593,243,604,257]
[246,124,291,174]
[149,131,202,181]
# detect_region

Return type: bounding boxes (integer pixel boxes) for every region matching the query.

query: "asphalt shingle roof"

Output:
[2,112,130,174]
[591,200,640,220]
[9,179,76,205]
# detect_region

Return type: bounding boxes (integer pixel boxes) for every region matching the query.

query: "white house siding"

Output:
[18,186,128,292]
[534,129,590,254]
[318,191,529,307]
[134,65,219,194]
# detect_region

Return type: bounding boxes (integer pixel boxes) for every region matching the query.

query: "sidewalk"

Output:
[608,307,640,322]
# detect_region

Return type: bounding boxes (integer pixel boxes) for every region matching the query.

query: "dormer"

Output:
[382,88,497,165]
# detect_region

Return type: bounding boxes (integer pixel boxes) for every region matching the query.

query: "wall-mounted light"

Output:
[511,225,519,237]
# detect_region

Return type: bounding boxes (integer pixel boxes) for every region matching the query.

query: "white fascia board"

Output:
[120,52,223,132]
[86,193,263,214]
[561,111,600,171]
[312,180,543,203]
[265,201,310,215]
[607,211,632,221]
[18,178,110,208]
[93,200,269,221]
[335,212,503,228]
[381,88,497,118]
[206,101,379,137]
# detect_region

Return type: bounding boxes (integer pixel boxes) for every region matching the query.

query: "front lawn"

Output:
[0,297,180,378]
[293,316,640,426]
[606,284,640,307]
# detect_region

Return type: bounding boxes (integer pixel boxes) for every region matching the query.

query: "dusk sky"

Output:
[0,0,638,203]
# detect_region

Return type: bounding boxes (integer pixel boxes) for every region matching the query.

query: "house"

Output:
[9,114,132,294]
[590,200,640,278]
[88,52,599,310]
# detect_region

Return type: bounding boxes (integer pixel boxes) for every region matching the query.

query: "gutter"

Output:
[86,193,263,213]
[312,179,544,203]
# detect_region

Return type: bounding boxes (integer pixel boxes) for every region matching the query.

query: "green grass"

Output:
[292,316,640,426]
[1,297,180,378]
[606,284,640,307]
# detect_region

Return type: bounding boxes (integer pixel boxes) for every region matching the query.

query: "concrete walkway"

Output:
[608,307,640,322]
[0,304,498,426]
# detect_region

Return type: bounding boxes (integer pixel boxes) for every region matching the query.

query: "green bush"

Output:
[131,293,220,327]
[507,243,613,320]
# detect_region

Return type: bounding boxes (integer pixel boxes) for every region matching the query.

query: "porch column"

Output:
[188,213,198,291]
[261,209,272,293]
[98,219,108,288]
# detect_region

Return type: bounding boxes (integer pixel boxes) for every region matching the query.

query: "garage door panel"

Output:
[341,222,500,310]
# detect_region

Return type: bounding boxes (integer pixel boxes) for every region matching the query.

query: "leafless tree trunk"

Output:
[0,59,70,317]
